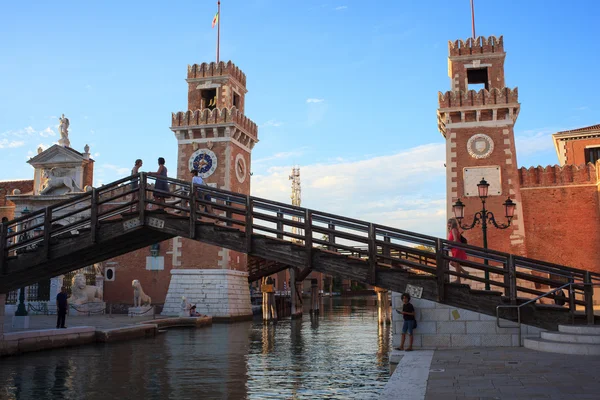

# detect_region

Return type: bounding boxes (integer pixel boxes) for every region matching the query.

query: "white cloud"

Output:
[254,149,306,164]
[306,98,325,103]
[251,143,447,237]
[100,164,130,176]
[515,128,557,156]
[335,6,347,10]
[94,152,100,158]
[261,120,283,128]
[0,139,25,149]
[85,84,92,90]
[39,127,55,137]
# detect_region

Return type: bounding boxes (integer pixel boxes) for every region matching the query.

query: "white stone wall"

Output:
[391,292,544,348]
[162,269,252,318]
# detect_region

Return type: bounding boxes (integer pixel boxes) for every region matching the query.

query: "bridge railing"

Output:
[2,172,599,321]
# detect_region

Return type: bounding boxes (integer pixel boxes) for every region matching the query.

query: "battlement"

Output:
[518,162,599,188]
[448,35,504,57]
[438,87,518,109]
[171,107,257,138]
[187,61,246,87]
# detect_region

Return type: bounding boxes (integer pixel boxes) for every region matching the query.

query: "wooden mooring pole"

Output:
[290,267,302,319]
[309,278,320,315]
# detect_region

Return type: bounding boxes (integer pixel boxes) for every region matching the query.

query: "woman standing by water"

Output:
[152,157,169,211]
[447,218,469,284]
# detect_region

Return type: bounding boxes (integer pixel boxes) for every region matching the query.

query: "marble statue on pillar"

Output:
[58,114,71,147]
[129,279,154,317]
[67,273,105,316]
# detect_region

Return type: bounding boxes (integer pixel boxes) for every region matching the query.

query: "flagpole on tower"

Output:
[470,0,476,39]
[217,1,221,63]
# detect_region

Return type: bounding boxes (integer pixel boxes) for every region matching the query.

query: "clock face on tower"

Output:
[235,153,247,183]
[188,148,218,178]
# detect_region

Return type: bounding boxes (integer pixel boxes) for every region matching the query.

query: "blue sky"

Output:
[1,0,599,237]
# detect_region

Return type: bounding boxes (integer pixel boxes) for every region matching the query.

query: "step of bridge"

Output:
[523,337,600,355]
[541,331,600,344]
[559,325,600,335]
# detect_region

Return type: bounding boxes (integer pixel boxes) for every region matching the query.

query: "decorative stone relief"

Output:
[467,134,494,159]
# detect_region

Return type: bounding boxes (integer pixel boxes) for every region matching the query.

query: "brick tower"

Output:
[437,36,526,255]
[162,61,258,319]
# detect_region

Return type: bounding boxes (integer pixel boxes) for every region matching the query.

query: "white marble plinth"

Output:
[128,305,155,317]
[12,316,30,329]
[70,302,106,316]
[162,269,252,318]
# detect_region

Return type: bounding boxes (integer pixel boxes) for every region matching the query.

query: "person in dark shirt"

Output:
[56,286,68,329]
[396,293,416,351]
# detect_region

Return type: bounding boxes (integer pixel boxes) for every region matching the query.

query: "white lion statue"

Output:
[40,167,81,195]
[132,279,151,307]
[68,273,103,305]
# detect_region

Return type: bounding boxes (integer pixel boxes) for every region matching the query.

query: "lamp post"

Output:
[15,207,30,316]
[452,178,516,291]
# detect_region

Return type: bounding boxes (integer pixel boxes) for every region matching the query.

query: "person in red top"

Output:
[447,218,469,284]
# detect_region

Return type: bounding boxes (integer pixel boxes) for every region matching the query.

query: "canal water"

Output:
[0,297,391,400]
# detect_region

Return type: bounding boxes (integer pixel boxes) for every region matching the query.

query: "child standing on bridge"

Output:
[397,293,416,351]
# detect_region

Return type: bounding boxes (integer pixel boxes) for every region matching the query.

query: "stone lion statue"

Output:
[69,273,103,305]
[40,167,82,194]
[132,279,151,307]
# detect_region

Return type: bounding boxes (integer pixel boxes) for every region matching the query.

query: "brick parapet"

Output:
[438,87,519,109]
[448,35,504,57]
[518,163,598,188]
[187,61,246,87]
[171,107,258,139]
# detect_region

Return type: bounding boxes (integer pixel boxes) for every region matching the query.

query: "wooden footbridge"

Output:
[1,173,598,330]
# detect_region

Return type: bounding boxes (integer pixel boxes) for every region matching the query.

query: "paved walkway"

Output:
[383,348,600,400]
[3,314,165,333]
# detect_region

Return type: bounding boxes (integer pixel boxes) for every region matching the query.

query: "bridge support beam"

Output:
[375,287,391,325]
[290,268,302,319]
[309,279,320,315]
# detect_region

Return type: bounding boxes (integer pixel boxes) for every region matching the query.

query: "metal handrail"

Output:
[497,282,600,346]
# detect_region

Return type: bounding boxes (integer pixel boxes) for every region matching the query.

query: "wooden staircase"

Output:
[1,173,599,331]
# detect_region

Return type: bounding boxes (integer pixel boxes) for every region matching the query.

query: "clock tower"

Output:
[437,36,526,256]
[162,61,258,319]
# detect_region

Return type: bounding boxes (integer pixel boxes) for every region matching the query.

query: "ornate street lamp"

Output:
[452,178,516,290]
[15,207,30,317]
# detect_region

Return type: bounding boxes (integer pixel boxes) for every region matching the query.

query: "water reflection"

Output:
[0,297,390,399]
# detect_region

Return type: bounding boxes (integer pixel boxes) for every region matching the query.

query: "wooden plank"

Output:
[305,209,312,270]
[327,223,335,251]
[585,271,594,325]
[138,173,146,223]
[276,212,283,239]
[245,197,253,252]
[367,223,377,285]
[43,207,52,259]
[507,254,517,303]
[435,238,446,302]
[189,189,196,239]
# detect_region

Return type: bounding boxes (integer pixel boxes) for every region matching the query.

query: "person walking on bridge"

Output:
[130,159,143,212]
[447,218,470,284]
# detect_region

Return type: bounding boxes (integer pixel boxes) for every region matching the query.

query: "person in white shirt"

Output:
[191,169,215,215]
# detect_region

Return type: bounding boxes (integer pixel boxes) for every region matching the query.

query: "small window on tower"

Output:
[201,89,217,110]
[467,68,489,91]
[585,147,600,164]
[233,92,240,109]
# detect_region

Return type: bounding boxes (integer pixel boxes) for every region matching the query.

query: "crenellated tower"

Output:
[163,61,258,320]
[438,36,526,256]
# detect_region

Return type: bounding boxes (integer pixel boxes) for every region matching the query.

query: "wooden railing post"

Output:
[138,172,146,223]
[506,254,517,304]
[568,276,576,325]
[435,238,446,302]
[245,197,253,253]
[189,188,196,239]
[225,199,232,227]
[305,210,313,270]
[276,211,283,240]
[584,271,594,325]
[383,236,391,259]
[327,223,335,251]
[90,188,98,244]
[0,222,6,275]
[43,207,52,259]
[367,223,377,285]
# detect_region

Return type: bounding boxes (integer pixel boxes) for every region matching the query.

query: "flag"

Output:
[212,12,219,28]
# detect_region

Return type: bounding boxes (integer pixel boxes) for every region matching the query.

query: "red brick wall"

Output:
[0,180,33,221]
[83,161,94,188]
[564,137,600,166]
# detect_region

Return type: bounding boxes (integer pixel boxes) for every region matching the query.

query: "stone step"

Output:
[559,324,600,335]
[523,337,600,355]
[541,331,600,344]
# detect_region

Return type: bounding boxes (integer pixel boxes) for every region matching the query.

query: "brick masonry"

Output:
[0,180,34,221]
[391,292,543,348]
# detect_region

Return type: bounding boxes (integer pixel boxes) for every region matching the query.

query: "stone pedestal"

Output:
[128,305,154,317]
[11,316,30,329]
[70,302,106,316]
[162,269,252,319]
[49,275,64,303]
